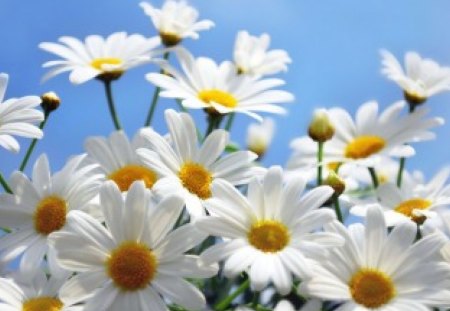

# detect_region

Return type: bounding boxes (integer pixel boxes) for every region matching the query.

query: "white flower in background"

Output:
[0,269,82,311]
[0,73,44,153]
[0,154,102,272]
[84,130,158,192]
[234,31,291,77]
[39,32,161,84]
[246,117,275,156]
[140,0,214,46]
[49,181,216,311]
[352,167,450,226]
[146,49,294,121]
[196,166,343,294]
[347,156,407,186]
[381,50,450,104]
[287,101,443,168]
[138,109,262,220]
[301,205,450,310]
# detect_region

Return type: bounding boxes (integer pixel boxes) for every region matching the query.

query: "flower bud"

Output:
[324,171,346,197]
[40,92,60,113]
[246,118,275,157]
[308,109,335,142]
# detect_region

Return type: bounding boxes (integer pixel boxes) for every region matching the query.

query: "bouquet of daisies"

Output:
[1,1,450,311]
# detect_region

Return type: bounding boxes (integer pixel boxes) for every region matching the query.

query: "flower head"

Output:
[246,117,275,157]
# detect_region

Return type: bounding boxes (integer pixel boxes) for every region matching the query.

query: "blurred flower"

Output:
[147,49,294,121]
[381,50,450,105]
[137,109,262,220]
[197,166,343,294]
[0,73,44,153]
[39,32,161,84]
[140,0,214,47]
[301,205,450,310]
[0,154,102,273]
[307,109,334,143]
[49,181,216,311]
[40,91,61,113]
[246,117,275,157]
[233,31,291,77]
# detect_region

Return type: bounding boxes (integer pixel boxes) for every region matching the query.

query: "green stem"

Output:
[144,52,170,126]
[251,291,260,309]
[205,115,223,138]
[396,157,405,187]
[19,112,50,172]
[416,224,422,240]
[0,172,12,194]
[215,278,250,311]
[368,167,379,189]
[104,80,122,130]
[225,113,235,131]
[333,195,343,223]
[317,141,324,186]
[175,98,187,112]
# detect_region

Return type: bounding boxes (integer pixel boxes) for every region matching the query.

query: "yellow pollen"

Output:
[349,268,395,308]
[22,297,63,311]
[108,165,157,192]
[394,198,431,221]
[90,57,123,71]
[345,136,386,159]
[107,241,157,291]
[178,162,212,199]
[198,89,238,108]
[33,196,67,235]
[378,173,389,184]
[248,220,290,253]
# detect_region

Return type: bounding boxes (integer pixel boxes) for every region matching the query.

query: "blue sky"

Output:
[1,0,450,178]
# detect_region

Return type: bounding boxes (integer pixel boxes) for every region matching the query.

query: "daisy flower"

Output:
[381,49,450,105]
[300,205,450,310]
[0,154,102,272]
[84,130,159,192]
[39,32,161,84]
[140,0,214,47]
[246,117,275,157]
[0,269,82,311]
[49,181,217,311]
[287,100,443,168]
[233,31,291,77]
[146,49,294,121]
[137,109,262,220]
[352,167,450,226]
[196,166,343,294]
[0,73,44,153]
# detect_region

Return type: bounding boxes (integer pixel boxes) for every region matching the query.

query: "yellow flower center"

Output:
[33,196,67,235]
[345,136,386,159]
[107,241,158,291]
[108,165,157,192]
[394,198,431,222]
[178,162,213,200]
[90,58,123,71]
[22,297,63,311]
[327,162,341,172]
[248,220,290,253]
[349,268,395,309]
[378,173,389,184]
[198,89,238,109]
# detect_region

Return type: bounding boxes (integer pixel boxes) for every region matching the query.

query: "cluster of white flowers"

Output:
[1,1,450,311]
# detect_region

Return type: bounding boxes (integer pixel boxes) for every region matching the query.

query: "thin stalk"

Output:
[368,167,379,189]
[317,141,324,186]
[144,52,170,126]
[416,224,422,240]
[397,101,417,187]
[0,172,12,194]
[215,278,250,311]
[103,80,122,130]
[225,113,235,131]
[333,196,344,223]
[251,291,260,309]
[19,112,50,172]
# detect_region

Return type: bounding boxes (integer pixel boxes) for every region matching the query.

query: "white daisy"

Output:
[0,73,44,153]
[0,154,102,272]
[234,31,291,77]
[49,181,217,311]
[246,117,275,157]
[140,0,214,47]
[196,166,343,294]
[137,109,262,220]
[84,130,159,192]
[287,100,443,168]
[352,167,450,226]
[381,49,450,105]
[39,32,161,84]
[300,205,450,310]
[0,269,82,311]
[146,49,294,121]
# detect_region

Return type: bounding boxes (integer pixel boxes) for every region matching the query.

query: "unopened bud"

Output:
[41,92,60,113]
[324,171,345,197]
[308,109,335,142]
